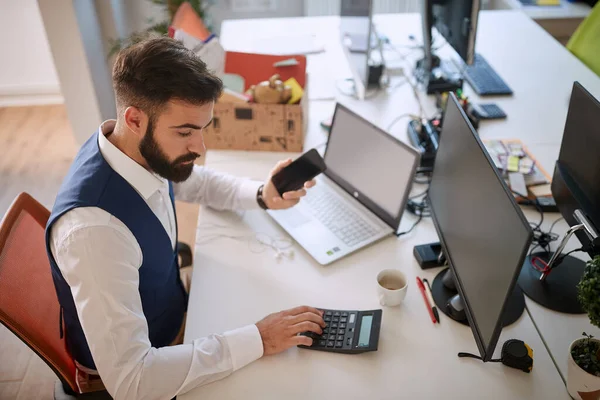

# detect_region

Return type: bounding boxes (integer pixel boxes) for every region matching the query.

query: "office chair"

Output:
[177,241,193,268]
[567,2,600,77]
[0,193,110,399]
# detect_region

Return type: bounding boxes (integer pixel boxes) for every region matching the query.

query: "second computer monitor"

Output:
[428,93,532,360]
[340,0,373,100]
[518,81,600,314]
[430,0,480,65]
[553,81,600,254]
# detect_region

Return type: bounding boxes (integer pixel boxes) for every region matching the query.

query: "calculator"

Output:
[470,103,507,120]
[298,309,382,354]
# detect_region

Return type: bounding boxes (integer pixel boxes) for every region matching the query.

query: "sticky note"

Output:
[519,158,535,175]
[507,155,520,172]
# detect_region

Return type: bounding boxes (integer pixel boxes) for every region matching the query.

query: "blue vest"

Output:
[45,132,187,370]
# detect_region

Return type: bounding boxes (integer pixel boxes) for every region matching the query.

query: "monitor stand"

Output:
[431,268,526,327]
[518,252,585,314]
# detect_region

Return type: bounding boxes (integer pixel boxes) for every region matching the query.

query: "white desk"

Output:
[519,206,600,382]
[181,152,566,399]
[496,0,591,45]
[180,11,600,399]
[219,11,600,146]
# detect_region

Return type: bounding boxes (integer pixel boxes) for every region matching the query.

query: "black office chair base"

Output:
[432,267,526,327]
[518,252,585,314]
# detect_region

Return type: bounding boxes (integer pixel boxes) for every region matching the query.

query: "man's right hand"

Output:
[256,306,326,356]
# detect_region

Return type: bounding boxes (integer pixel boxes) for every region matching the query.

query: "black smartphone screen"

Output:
[271,149,326,195]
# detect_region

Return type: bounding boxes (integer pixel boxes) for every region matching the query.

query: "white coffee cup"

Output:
[377,269,408,307]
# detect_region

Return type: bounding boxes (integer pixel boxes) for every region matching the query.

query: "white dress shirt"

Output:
[49,120,264,400]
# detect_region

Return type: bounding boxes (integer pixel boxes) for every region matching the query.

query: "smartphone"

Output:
[271,148,326,195]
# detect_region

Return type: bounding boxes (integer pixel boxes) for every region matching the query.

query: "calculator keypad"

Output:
[299,308,359,352]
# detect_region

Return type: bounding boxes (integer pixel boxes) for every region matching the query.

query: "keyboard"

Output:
[298,308,382,354]
[303,185,383,247]
[463,54,513,96]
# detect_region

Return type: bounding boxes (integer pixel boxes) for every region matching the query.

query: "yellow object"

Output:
[525,343,534,372]
[536,0,560,5]
[567,2,600,77]
[284,77,304,104]
[507,156,520,172]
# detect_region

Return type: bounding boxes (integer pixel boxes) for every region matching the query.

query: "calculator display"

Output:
[358,315,373,347]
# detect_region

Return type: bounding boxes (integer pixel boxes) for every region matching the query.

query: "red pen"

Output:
[417,277,437,324]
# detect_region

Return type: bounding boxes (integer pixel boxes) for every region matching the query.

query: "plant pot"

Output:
[568,338,600,400]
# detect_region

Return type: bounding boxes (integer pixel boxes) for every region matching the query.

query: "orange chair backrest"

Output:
[0,192,78,393]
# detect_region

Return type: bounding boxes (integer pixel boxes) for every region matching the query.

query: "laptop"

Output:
[267,103,420,265]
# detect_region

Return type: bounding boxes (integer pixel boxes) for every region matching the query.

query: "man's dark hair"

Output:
[112,34,223,119]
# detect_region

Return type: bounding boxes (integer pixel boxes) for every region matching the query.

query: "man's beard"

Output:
[139,118,199,182]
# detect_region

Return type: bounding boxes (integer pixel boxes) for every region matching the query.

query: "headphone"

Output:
[275,248,295,261]
[197,223,295,261]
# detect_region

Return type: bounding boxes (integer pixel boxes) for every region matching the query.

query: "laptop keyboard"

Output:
[303,185,384,247]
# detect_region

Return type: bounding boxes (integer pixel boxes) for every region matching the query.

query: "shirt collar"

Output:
[98,120,167,200]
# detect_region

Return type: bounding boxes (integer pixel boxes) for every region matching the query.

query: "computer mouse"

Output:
[442,268,457,291]
[447,294,466,321]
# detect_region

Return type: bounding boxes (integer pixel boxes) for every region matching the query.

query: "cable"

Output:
[511,191,583,273]
[386,113,419,132]
[396,212,423,237]
[511,190,559,267]
[554,247,586,267]
[407,200,430,217]
[335,76,403,101]
[409,188,430,200]
[548,216,564,236]
[398,190,430,237]
[406,72,427,118]
[414,170,432,185]
[385,43,427,119]
[197,223,295,260]
[458,353,502,363]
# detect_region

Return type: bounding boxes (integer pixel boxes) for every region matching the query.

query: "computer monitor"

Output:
[518,82,600,314]
[418,0,480,94]
[432,0,479,65]
[428,93,533,361]
[339,0,376,100]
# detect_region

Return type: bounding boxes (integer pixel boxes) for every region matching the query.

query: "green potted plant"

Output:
[568,255,600,400]
[108,0,212,57]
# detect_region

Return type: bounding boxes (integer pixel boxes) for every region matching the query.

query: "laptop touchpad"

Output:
[276,208,311,229]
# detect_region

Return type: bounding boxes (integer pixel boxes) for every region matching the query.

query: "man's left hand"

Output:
[262,159,316,210]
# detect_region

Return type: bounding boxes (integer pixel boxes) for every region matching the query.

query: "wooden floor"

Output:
[0,105,76,400]
[0,106,77,215]
[0,105,199,399]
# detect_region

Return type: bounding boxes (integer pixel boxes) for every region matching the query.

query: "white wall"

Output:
[105,0,303,37]
[209,0,304,35]
[0,0,62,106]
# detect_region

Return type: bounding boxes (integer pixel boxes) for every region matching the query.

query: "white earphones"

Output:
[197,223,294,261]
[275,248,295,261]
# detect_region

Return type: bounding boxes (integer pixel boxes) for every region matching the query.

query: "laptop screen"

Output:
[323,104,419,229]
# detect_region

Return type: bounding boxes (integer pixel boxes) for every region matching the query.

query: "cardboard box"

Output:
[202,51,308,152]
[203,95,307,152]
